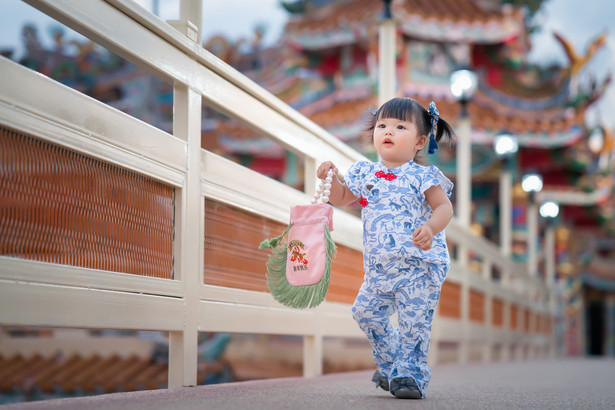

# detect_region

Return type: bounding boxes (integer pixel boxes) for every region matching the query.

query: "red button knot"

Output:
[359,196,369,207]
[376,171,397,181]
[384,173,397,181]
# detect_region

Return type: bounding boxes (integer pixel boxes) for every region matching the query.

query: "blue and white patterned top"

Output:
[344,160,453,274]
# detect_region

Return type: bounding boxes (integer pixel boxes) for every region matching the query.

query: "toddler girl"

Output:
[317,97,454,399]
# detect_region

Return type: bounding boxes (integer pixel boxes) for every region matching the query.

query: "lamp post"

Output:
[449,68,477,364]
[450,68,478,230]
[540,201,559,326]
[450,68,477,268]
[522,172,543,277]
[378,0,396,107]
[540,201,559,290]
[494,133,518,257]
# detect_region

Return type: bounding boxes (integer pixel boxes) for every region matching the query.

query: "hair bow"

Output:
[427,101,440,155]
[365,107,378,116]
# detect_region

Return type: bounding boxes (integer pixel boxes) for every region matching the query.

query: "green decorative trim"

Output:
[260,224,336,309]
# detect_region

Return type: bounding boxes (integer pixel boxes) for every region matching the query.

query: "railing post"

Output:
[168,0,203,43]
[304,334,324,377]
[168,3,204,388]
[483,261,493,362]
[303,157,323,377]
[459,269,470,363]
[169,84,203,388]
[527,308,536,360]
[502,299,511,361]
[517,305,526,360]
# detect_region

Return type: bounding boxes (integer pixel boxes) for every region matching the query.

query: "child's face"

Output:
[373,117,427,169]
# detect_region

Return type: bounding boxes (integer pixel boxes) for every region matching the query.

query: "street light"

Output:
[494,133,518,256]
[588,127,605,154]
[450,68,478,111]
[494,133,519,158]
[522,172,543,276]
[450,67,477,268]
[540,201,559,219]
[521,173,543,198]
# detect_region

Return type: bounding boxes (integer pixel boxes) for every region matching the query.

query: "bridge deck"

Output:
[4,358,614,409]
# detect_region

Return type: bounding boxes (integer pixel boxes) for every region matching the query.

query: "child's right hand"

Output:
[317,161,338,179]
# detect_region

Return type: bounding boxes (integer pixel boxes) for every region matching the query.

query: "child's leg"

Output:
[351,282,398,380]
[391,273,442,397]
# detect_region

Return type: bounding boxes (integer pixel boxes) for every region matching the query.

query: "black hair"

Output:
[365,97,456,161]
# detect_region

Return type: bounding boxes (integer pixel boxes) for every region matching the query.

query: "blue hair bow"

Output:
[365,107,378,116]
[427,101,439,155]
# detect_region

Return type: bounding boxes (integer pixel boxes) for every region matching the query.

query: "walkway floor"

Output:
[4,358,615,409]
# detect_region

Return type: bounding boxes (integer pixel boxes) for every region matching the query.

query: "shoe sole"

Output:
[394,389,422,399]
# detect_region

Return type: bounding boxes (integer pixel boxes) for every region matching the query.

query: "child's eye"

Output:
[397,125,405,129]
[377,124,386,128]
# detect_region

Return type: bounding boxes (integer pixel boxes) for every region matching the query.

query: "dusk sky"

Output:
[1,0,613,127]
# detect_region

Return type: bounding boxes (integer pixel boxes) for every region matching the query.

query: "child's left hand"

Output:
[412,225,434,250]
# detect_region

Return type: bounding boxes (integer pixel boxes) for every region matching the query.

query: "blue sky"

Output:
[1,0,613,127]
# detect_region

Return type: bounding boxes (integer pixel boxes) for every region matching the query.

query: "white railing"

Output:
[0,0,555,389]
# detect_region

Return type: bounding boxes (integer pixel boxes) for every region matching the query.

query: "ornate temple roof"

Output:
[396,0,524,43]
[284,0,524,50]
[279,2,610,153]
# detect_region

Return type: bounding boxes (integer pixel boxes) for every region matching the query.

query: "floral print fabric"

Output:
[344,160,453,396]
[344,160,452,291]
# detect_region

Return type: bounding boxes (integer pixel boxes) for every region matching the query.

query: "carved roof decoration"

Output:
[284,0,524,50]
[396,0,524,43]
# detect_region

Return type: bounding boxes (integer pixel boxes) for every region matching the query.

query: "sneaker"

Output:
[371,370,389,391]
[390,377,422,399]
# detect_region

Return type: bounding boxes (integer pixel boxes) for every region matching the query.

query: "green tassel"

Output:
[259,224,292,250]
[262,224,336,309]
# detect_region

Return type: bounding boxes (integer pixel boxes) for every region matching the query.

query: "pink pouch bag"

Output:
[259,202,336,309]
[286,204,334,286]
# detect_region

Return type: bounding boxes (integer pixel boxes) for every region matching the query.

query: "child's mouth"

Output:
[383,138,393,145]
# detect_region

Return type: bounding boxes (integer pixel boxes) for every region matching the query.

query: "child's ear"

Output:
[416,135,427,150]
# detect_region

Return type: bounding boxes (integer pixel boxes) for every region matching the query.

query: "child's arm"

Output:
[412,185,453,250]
[317,161,358,207]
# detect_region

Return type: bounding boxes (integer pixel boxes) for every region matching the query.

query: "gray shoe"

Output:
[390,377,422,399]
[371,370,389,391]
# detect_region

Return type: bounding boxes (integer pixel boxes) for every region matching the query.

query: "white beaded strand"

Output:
[312,169,334,204]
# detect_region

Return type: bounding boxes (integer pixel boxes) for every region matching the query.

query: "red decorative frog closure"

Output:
[375,170,397,181]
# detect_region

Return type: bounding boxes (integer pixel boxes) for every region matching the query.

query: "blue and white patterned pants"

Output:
[351,258,444,397]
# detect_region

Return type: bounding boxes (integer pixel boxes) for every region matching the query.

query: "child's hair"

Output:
[365,97,456,161]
